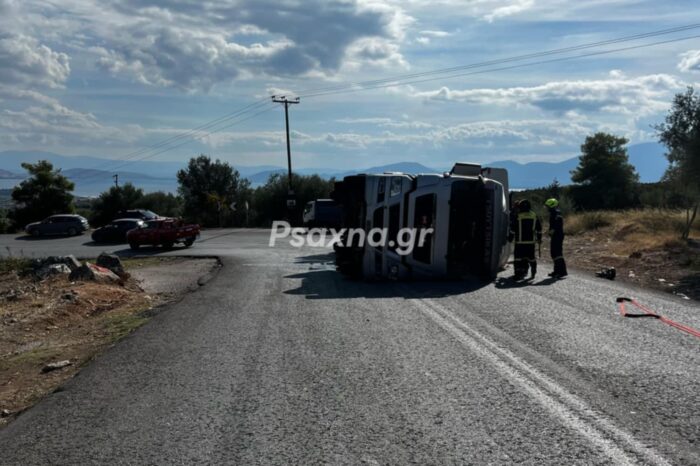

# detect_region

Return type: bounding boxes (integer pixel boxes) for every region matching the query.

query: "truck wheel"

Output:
[184,237,195,247]
[129,242,139,250]
[163,242,174,249]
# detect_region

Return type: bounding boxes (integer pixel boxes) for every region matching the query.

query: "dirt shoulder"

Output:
[0,256,219,427]
[543,211,700,301]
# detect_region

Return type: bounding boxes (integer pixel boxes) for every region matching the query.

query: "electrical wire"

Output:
[300,34,700,99]
[68,24,700,183]
[72,102,278,183]
[293,23,700,98]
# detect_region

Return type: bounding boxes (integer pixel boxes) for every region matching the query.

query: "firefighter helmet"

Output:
[544,198,559,208]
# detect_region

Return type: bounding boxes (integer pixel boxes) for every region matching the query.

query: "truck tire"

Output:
[129,242,139,250]
[184,237,195,247]
[163,242,174,249]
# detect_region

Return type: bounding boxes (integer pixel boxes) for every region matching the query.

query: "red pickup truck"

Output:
[126,218,200,250]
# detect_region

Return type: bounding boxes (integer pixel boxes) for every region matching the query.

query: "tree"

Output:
[546,178,561,199]
[90,183,144,226]
[252,173,334,226]
[570,133,639,210]
[10,160,75,227]
[655,86,700,239]
[136,192,183,218]
[177,155,244,227]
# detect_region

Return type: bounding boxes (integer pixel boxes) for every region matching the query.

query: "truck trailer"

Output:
[331,162,512,280]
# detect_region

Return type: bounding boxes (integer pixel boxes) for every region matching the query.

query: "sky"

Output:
[1,0,700,171]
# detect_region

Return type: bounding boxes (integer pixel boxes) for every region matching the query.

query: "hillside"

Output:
[0,142,669,194]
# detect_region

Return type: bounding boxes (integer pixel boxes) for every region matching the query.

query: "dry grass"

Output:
[567,209,699,251]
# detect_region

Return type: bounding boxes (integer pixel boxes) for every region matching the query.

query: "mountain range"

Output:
[0,142,669,196]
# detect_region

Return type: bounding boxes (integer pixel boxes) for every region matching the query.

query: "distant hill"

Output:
[0,142,669,194]
[487,142,668,188]
[0,169,20,179]
[0,150,185,179]
[339,162,437,177]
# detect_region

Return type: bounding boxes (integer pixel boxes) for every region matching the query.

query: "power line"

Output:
[73,102,278,183]
[69,24,700,184]
[109,97,270,164]
[300,34,700,99]
[71,100,274,180]
[293,23,700,98]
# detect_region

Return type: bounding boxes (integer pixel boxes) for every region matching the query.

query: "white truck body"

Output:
[332,163,512,280]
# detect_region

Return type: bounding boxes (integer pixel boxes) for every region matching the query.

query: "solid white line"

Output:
[410,297,672,466]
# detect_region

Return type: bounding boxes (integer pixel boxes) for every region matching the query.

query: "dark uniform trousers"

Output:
[548,209,568,276]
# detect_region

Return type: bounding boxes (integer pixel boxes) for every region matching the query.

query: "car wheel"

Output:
[67,227,77,236]
[163,242,174,249]
[184,237,194,247]
[31,229,40,237]
[129,242,139,250]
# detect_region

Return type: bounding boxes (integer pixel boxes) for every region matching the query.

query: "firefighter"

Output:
[508,199,542,279]
[544,198,568,278]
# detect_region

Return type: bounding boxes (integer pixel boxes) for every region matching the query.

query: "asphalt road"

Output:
[0,230,698,465]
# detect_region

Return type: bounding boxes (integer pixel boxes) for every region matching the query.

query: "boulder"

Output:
[96,253,128,278]
[36,263,72,279]
[69,263,120,284]
[32,255,82,273]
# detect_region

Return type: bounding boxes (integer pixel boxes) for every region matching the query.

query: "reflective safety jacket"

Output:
[510,210,542,245]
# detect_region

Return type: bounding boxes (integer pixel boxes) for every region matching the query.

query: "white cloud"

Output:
[0,34,70,88]
[484,0,534,22]
[10,0,411,92]
[419,30,451,38]
[678,50,700,73]
[343,38,409,71]
[413,73,684,117]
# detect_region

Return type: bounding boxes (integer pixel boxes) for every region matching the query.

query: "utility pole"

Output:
[113,174,119,189]
[271,95,300,204]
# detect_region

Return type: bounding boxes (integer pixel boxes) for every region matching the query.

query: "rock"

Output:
[629,251,642,259]
[36,263,72,279]
[32,255,82,273]
[96,253,128,278]
[69,263,119,284]
[61,290,79,302]
[1,409,10,417]
[42,360,72,373]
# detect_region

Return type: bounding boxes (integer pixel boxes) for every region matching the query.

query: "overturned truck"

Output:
[331,163,512,280]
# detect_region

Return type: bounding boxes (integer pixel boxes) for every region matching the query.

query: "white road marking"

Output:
[410,297,672,466]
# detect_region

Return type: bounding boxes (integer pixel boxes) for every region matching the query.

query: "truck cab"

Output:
[332,163,511,280]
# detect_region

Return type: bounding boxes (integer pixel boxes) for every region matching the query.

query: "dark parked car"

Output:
[91,218,144,243]
[114,209,159,221]
[25,215,89,237]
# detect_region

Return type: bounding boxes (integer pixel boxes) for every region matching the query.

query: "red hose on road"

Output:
[616,297,700,339]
